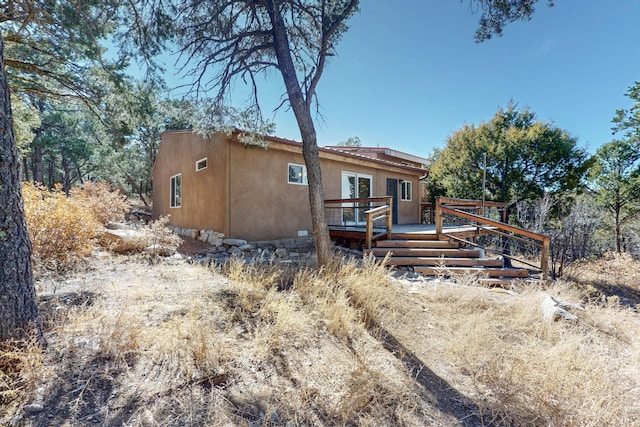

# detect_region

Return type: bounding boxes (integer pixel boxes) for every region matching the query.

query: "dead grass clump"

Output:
[70,182,130,226]
[565,252,640,307]
[441,284,640,426]
[143,300,233,388]
[0,338,43,407]
[331,254,400,329]
[221,257,295,291]
[565,252,640,287]
[216,257,430,425]
[58,302,143,367]
[290,254,399,340]
[144,215,182,252]
[23,183,99,271]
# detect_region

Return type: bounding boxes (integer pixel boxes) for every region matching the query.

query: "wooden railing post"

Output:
[386,196,393,239]
[541,237,550,281]
[435,197,443,235]
[365,211,373,249]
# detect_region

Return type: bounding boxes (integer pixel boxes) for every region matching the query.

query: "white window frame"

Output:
[170,173,182,208]
[341,171,373,225]
[401,180,412,201]
[288,163,308,185]
[195,157,208,171]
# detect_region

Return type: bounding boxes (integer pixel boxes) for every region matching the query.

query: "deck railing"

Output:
[324,197,393,248]
[435,197,550,280]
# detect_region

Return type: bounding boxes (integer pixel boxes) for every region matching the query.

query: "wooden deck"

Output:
[328,223,489,241]
[326,196,549,280]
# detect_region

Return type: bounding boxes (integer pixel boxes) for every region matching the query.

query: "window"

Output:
[170,174,182,208]
[341,172,372,225]
[401,180,412,201]
[288,163,308,185]
[195,157,208,171]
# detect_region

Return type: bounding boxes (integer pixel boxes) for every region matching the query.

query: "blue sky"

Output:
[164,1,640,159]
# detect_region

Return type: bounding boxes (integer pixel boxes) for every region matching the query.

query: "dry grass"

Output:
[2,252,639,426]
[22,183,99,270]
[0,338,43,408]
[441,284,639,425]
[564,252,640,308]
[70,182,130,226]
[376,277,640,426]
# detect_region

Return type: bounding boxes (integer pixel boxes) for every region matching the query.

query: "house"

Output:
[152,130,429,242]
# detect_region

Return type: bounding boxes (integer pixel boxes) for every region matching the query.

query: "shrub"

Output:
[22,183,99,270]
[70,182,130,226]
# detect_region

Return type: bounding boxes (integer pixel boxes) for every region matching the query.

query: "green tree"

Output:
[429,104,592,216]
[589,139,640,253]
[340,136,362,147]
[1,0,126,341]
[612,81,640,139]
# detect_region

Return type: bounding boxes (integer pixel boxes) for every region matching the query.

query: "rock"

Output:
[99,229,150,253]
[228,246,243,256]
[541,294,584,322]
[106,222,132,230]
[262,249,272,258]
[199,230,210,242]
[223,238,247,247]
[144,244,176,257]
[190,229,199,240]
[275,248,288,258]
[289,252,299,258]
[239,244,255,252]
[23,404,45,414]
[207,232,224,246]
[282,239,296,249]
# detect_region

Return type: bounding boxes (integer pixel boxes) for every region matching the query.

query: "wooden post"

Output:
[386,196,393,239]
[541,237,550,281]
[435,197,443,235]
[365,211,373,249]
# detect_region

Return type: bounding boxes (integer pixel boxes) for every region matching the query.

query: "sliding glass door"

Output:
[341,172,372,225]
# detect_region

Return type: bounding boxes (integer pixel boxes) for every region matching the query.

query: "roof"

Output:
[324,146,430,167]
[161,130,429,176]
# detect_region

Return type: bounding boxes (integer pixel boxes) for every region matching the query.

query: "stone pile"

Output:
[170,226,332,264]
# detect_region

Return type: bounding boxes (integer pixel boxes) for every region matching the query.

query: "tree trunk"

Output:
[33,145,43,183]
[266,1,333,266]
[48,157,55,188]
[615,205,622,253]
[22,155,30,182]
[75,161,84,184]
[62,155,71,196]
[0,33,41,342]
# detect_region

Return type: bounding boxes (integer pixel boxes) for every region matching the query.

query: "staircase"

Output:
[365,232,530,286]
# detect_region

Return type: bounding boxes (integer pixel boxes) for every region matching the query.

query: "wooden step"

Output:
[379,256,503,267]
[389,232,439,241]
[375,240,460,249]
[366,248,480,258]
[414,267,529,278]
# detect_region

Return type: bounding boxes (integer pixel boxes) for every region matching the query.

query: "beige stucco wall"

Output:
[228,143,314,241]
[152,132,229,234]
[152,132,424,241]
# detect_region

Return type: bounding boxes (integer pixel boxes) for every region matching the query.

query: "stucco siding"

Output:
[228,143,313,241]
[152,132,228,234]
[153,131,425,241]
